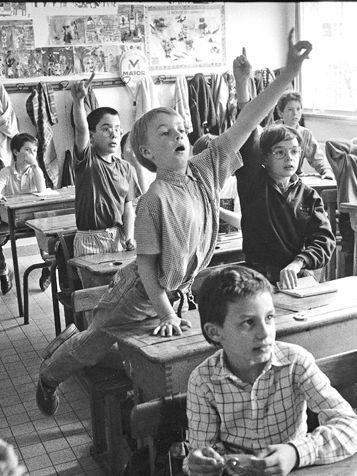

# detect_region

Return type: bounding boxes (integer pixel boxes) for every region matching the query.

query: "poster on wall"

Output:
[0,20,34,51]
[146,2,225,70]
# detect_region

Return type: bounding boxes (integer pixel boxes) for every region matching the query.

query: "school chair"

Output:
[71,285,133,476]
[129,349,357,476]
[23,208,75,327]
[321,189,345,280]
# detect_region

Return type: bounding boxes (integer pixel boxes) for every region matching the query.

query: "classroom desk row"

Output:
[0,176,339,319]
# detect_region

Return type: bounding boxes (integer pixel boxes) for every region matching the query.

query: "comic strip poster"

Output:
[146,3,225,70]
[73,44,119,74]
[85,15,122,44]
[41,46,74,76]
[0,20,34,52]
[1,49,43,79]
[117,4,145,43]
[48,16,86,45]
[0,2,27,17]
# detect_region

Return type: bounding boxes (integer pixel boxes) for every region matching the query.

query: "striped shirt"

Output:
[187,341,357,468]
[135,133,241,292]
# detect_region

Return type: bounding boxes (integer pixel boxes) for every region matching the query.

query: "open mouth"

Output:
[175,145,185,152]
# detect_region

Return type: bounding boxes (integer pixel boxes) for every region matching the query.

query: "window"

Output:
[299,2,357,115]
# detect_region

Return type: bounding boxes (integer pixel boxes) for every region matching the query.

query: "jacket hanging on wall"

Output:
[135,75,160,121]
[188,73,218,146]
[174,75,192,134]
[26,82,59,188]
[70,85,99,131]
[210,73,229,134]
[0,84,18,166]
[61,149,75,187]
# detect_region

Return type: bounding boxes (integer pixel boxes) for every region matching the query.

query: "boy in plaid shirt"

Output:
[186,265,357,475]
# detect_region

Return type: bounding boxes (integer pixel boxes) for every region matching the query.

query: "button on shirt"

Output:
[135,133,241,291]
[187,341,357,468]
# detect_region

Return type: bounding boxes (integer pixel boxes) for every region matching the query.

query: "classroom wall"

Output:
[4,2,293,184]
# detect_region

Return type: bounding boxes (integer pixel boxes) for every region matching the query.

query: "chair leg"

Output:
[23,262,50,326]
[50,261,61,336]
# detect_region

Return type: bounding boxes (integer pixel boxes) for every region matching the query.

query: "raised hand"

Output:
[71,71,95,101]
[233,47,252,82]
[285,28,312,77]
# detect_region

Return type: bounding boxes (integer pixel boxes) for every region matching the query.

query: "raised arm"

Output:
[71,72,95,155]
[224,29,312,152]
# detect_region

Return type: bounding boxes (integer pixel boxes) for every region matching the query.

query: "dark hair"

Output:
[87,106,119,132]
[10,133,38,154]
[120,131,130,155]
[192,133,218,155]
[259,124,302,156]
[277,91,302,113]
[130,106,181,173]
[198,265,272,345]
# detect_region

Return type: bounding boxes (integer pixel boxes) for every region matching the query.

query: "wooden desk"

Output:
[291,453,357,475]
[115,276,357,402]
[0,187,75,317]
[340,202,357,275]
[25,213,77,254]
[68,232,243,288]
[69,250,137,286]
[300,174,337,195]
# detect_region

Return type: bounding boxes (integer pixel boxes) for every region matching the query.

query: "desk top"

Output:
[290,452,357,475]
[0,186,75,211]
[300,175,337,192]
[69,249,136,275]
[116,276,357,364]
[215,231,242,256]
[26,213,76,236]
[340,202,357,212]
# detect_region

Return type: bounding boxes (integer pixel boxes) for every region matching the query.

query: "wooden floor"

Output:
[0,241,105,476]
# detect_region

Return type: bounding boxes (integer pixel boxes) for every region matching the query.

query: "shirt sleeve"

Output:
[302,129,333,176]
[187,368,222,452]
[289,350,357,467]
[0,167,9,195]
[135,194,161,255]
[297,189,336,269]
[125,163,142,202]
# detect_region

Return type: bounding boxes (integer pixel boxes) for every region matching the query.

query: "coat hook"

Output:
[58,80,69,90]
[16,83,25,91]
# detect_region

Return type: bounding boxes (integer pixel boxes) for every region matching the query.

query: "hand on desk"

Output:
[0,194,6,203]
[187,447,225,476]
[125,238,136,251]
[153,313,192,337]
[255,444,298,476]
[279,259,304,289]
[320,171,335,180]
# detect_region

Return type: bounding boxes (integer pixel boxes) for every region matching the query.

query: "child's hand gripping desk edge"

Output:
[136,29,312,338]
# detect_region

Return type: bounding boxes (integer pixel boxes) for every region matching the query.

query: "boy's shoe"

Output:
[39,267,51,291]
[41,323,79,360]
[0,270,13,295]
[36,377,59,416]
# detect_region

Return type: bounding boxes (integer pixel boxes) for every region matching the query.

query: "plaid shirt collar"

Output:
[156,162,197,186]
[212,343,292,385]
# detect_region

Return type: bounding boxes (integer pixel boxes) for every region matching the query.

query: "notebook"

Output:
[277,276,338,298]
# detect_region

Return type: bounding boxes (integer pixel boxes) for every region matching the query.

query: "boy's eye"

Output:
[266,314,275,321]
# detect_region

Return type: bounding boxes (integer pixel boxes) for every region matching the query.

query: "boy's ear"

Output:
[203,322,223,344]
[139,144,153,160]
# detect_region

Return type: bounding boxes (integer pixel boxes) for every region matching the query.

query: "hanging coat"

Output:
[210,73,229,134]
[26,83,59,188]
[0,84,18,166]
[61,149,75,187]
[188,73,218,145]
[174,75,193,134]
[135,75,160,121]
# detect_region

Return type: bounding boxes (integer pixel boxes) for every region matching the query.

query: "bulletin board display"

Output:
[0,2,226,85]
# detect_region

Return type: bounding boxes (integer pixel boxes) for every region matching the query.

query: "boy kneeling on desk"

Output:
[186,265,357,476]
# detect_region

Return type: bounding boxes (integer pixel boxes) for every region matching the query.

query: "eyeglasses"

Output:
[99,126,123,137]
[270,147,301,160]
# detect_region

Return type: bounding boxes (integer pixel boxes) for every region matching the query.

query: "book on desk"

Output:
[277,276,338,298]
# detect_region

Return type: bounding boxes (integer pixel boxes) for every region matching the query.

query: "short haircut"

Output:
[130,106,181,173]
[10,133,38,154]
[120,131,130,155]
[192,133,218,155]
[260,124,302,156]
[277,91,302,113]
[87,106,119,132]
[198,265,272,345]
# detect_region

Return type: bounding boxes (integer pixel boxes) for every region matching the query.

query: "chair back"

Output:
[321,189,338,280]
[55,231,82,295]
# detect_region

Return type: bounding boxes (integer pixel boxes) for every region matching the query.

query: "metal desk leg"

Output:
[8,209,23,317]
[50,261,61,336]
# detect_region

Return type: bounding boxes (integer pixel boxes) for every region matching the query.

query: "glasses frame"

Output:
[270,146,302,160]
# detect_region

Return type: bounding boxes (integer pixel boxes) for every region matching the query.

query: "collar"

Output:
[265,170,299,193]
[156,163,197,186]
[11,164,31,178]
[211,343,291,384]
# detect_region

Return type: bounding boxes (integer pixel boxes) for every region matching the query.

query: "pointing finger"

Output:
[84,71,95,87]
[242,46,246,57]
[288,27,295,46]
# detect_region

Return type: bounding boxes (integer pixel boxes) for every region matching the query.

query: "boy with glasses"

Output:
[71,73,141,287]
[237,123,335,289]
